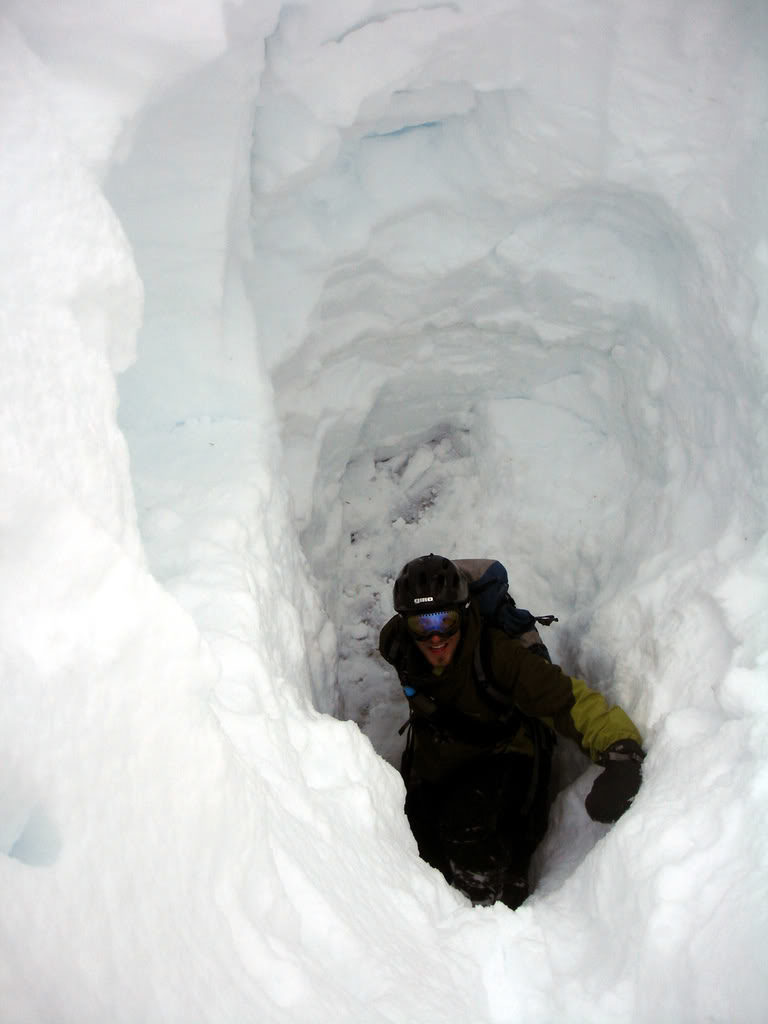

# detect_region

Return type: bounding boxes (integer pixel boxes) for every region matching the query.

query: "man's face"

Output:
[414,630,461,669]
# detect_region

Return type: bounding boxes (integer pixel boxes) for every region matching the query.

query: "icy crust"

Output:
[0,1,767,1023]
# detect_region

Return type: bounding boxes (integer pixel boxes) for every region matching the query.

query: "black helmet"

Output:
[393,554,469,614]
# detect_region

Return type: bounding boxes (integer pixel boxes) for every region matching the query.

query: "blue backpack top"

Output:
[454,559,557,661]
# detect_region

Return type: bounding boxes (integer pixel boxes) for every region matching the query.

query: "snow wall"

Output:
[1,1,768,1022]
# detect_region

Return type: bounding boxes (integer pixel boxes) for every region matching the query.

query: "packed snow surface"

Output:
[2,1,767,1021]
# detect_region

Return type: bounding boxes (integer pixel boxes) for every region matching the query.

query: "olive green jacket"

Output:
[379,603,642,784]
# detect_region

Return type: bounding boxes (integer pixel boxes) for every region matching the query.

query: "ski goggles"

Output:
[405,608,462,641]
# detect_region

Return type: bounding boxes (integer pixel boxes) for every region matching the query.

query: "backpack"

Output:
[454,558,558,667]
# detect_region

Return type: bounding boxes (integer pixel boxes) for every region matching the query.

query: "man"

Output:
[379,554,644,909]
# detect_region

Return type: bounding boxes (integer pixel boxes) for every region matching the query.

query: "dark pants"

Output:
[404,748,552,908]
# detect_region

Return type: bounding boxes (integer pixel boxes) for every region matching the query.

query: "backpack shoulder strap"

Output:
[472,625,523,734]
[473,623,556,815]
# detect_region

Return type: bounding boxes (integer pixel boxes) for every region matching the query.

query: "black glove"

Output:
[585,740,645,823]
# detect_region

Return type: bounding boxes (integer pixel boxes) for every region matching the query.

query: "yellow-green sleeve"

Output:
[490,636,643,761]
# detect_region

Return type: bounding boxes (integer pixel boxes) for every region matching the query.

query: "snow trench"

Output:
[261,108,763,765]
[4,2,767,1021]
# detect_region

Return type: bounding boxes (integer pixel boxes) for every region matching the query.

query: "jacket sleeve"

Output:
[490,636,642,761]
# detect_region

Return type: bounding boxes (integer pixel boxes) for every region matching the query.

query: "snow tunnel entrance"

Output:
[274,346,641,895]
[272,326,627,768]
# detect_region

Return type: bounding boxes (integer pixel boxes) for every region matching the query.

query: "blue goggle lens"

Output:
[405,609,461,640]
